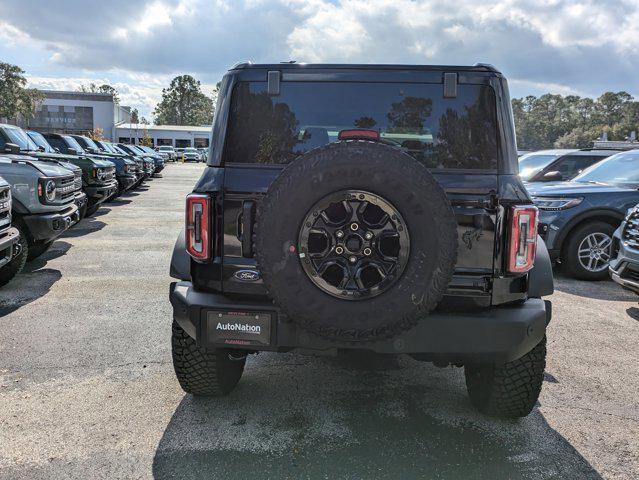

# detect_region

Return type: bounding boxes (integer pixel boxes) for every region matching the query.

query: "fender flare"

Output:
[11,197,29,215]
[528,235,554,298]
[555,208,624,250]
[169,229,191,280]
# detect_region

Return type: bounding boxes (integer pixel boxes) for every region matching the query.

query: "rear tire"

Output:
[464,337,546,418]
[0,223,28,287]
[562,221,615,280]
[171,319,245,397]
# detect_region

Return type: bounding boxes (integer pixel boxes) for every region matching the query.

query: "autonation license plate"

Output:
[206,311,272,346]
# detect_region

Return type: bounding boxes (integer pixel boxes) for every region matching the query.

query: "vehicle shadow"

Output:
[152,352,602,480]
[91,207,112,218]
[553,270,636,302]
[0,241,68,316]
[625,307,639,321]
[62,217,106,238]
[107,198,133,206]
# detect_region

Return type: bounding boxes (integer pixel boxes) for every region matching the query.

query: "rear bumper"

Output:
[22,204,79,242]
[85,180,118,205]
[0,227,20,268]
[170,281,551,363]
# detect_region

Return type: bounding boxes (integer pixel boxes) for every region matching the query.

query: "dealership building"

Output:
[19,89,211,148]
[20,90,131,140]
[114,123,211,148]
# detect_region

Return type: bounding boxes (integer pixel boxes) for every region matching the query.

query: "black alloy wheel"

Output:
[298,190,410,300]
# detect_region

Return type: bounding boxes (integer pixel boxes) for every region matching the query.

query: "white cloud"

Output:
[3,0,639,116]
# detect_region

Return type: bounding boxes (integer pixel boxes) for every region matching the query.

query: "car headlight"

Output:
[45,180,56,202]
[532,197,583,211]
[94,168,107,181]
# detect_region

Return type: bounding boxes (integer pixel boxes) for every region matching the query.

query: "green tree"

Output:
[79,83,120,104]
[130,108,140,123]
[513,91,639,149]
[554,126,602,149]
[0,62,43,121]
[152,75,214,126]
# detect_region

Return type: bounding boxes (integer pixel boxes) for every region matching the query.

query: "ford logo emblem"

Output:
[234,270,260,282]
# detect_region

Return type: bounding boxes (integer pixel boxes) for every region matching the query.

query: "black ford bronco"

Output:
[170,63,554,418]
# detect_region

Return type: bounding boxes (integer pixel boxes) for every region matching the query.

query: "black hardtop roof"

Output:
[229,62,501,74]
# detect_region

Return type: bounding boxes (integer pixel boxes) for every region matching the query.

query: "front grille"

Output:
[0,187,10,228]
[0,187,10,210]
[622,209,639,249]
[56,175,77,202]
[103,167,116,182]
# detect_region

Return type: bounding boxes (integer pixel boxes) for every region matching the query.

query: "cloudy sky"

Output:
[2,0,638,119]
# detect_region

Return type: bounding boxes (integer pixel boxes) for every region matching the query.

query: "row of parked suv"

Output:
[518,148,639,286]
[0,123,166,286]
[156,145,208,162]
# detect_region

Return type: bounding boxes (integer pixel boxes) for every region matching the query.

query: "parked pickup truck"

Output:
[0,153,80,263]
[70,135,138,194]
[0,175,22,287]
[43,133,118,216]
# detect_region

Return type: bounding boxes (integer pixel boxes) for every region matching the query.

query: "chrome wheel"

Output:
[298,190,410,300]
[577,232,612,273]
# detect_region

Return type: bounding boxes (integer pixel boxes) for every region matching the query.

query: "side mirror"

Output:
[542,170,563,182]
[4,143,20,154]
[67,147,78,155]
[38,146,45,152]
[54,147,61,153]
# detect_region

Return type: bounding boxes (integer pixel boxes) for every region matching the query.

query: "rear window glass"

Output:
[224,81,499,170]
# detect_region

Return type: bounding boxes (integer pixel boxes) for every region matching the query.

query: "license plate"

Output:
[206,311,272,346]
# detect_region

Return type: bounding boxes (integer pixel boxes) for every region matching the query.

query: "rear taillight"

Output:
[338,129,380,141]
[508,206,538,273]
[186,194,210,260]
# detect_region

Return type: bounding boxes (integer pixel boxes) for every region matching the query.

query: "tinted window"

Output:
[224,82,499,170]
[27,131,56,153]
[63,135,86,154]
[574,151,639,184]
[550,155,609,180]
[45,135,67,152]
[519,153,561,180]
[0,126,37,151]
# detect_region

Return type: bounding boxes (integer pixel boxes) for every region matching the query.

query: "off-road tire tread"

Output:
[171,319,245,397]
[465,337,546,418]
[255,140,458,343]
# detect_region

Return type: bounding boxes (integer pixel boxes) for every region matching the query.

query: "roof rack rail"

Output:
[473,63,500,73]
[230,60,252,69]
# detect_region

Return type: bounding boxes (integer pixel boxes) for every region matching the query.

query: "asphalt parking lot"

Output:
[0,162,637,479]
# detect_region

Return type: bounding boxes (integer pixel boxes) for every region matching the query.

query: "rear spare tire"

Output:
[255,141,458,343]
